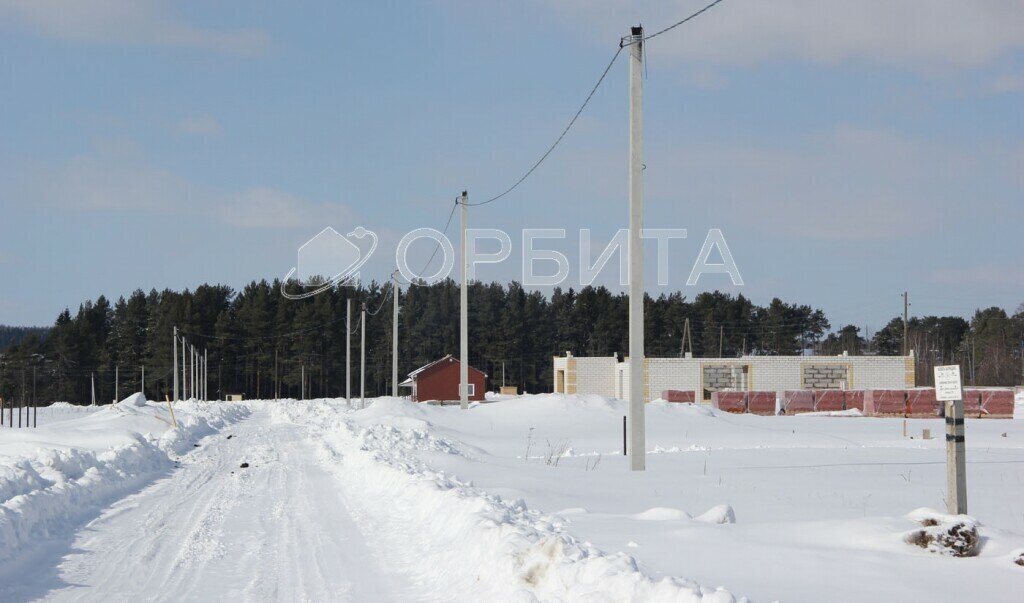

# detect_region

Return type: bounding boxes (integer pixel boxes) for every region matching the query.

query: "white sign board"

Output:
[934,365,963,402]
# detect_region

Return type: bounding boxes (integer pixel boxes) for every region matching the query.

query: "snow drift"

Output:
[0,399,247,565]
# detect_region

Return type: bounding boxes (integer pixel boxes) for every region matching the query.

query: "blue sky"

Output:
[0,1,1022,331]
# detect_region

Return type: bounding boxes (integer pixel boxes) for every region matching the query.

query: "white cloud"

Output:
[0,0,269,55]
[34,149,351,230]
[177,114,223,137]
[650,124,994,240]
[215,188,354,230]
[559,124,1015,242]
[987,73,1024,94]
[927,265,1024,288]
[43,154,188,212]
[541,0,1024,70]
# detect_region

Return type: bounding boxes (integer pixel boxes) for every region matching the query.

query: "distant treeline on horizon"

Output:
[0,279,1020,404]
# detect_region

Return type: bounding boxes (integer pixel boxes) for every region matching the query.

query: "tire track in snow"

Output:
[38,409,417,602]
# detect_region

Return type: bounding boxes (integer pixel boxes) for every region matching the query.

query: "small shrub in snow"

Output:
[903,510,980,557]
[544,439,571,467]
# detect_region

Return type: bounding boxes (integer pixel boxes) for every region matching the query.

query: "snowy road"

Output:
[25,409,417,602]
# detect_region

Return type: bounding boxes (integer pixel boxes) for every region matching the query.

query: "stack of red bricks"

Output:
[706,388,1015,418]
[661,390,696,403]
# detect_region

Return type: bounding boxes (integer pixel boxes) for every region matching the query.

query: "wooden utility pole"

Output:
[460,191,469,410]
[627,24,645,471]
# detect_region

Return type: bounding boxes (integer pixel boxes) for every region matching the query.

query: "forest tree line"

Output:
[0,280,1021,405]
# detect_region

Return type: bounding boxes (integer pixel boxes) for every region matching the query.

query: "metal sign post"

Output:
[935,365,967,514]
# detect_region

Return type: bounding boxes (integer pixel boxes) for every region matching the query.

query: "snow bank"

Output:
[903,508,981,557]
[0,399,247,565]
[118,392,147,407]
[275,400,737,602]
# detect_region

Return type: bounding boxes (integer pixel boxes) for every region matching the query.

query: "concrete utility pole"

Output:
[181,337,186,400]
[346,299,352,407]
[460,190,469,410]
[947,397,967,514]
[902,291,909,356]
[360,303,367,409]
[301,364,306,400]
[91,372,96,406]
[141,365,145,399]
[204,349,208,401]
[392,271,400,397]
[115,364,119,403]
[627,25,646,471]
[935,365,967,514]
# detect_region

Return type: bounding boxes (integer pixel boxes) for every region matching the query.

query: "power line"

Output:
[463,46,624,207]
[408,197,460,283]
[634,0,728,43]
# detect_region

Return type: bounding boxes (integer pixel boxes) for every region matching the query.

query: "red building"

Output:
[400,355,487,402]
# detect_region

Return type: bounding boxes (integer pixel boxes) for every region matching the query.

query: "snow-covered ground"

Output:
[2,393,1022,601]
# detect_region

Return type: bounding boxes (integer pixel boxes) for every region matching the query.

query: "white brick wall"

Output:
[557,354,913,401]
[574,356,617,396]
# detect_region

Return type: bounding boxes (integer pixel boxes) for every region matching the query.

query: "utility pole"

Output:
[718,325,724,357]
[181,337,187,400]
[680,318,692,357]
[115,364,119,403]
[173,327,178,402]
[346,299,352,407]
[91,372,96,406]
[274,347,279,400]
[360,303,367,409]
[141,365,145,399]
[301,364,306,400]
[392,271,400,397]
[627,25,646,471]
[204,349,208,401]
[902,291,909,356]
[32,365,36,428]
[460,190,469,410]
